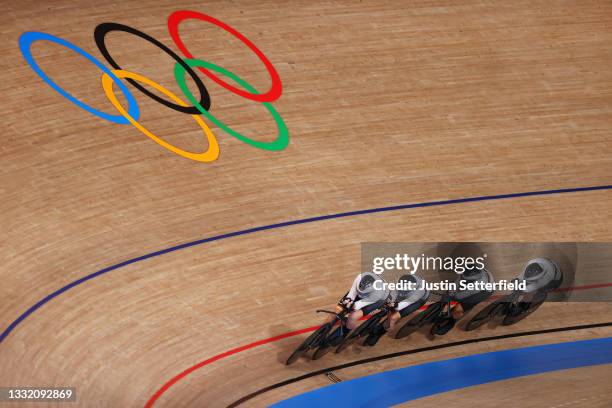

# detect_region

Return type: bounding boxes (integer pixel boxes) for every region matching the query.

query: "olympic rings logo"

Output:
[19,10,288,162]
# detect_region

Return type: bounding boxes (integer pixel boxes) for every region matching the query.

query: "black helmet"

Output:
[398,274,417,286]
[462,267,482,280]
[525,263,544,279]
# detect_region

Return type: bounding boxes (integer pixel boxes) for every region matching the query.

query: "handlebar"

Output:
[316,309,338,315]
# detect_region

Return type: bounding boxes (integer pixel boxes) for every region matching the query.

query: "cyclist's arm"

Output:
[336,291,351,313]
[337,275,361,312]
[346,274,360,301]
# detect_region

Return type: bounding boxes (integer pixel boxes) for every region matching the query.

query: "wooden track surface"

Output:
[1,0,611,407]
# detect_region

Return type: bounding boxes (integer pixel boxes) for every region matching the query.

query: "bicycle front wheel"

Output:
[286,324,331,365]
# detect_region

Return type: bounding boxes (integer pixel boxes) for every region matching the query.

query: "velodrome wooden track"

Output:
[1,0,612,407]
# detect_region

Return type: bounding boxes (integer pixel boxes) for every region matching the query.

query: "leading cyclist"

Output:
[322,271,390,348]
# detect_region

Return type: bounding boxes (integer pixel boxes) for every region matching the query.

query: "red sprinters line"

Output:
[144,282,612,407]
[144,325,319,407]
[553,282,612,292]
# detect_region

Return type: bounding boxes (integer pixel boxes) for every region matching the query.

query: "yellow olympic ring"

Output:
[101,69,219,162]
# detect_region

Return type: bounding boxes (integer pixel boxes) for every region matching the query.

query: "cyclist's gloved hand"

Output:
[338,297,353,309]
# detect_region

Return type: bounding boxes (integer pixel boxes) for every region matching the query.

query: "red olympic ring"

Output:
[168,10,282,103]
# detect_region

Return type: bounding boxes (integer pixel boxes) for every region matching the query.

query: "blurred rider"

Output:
[508,257,562,316]
[432,266,495,335]
[364,273,430,346]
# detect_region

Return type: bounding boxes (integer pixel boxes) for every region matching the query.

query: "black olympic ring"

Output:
[94,22,211,114]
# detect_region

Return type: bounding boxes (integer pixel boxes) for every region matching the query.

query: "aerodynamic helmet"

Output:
[461,267,492,283]
[356,272,388,301]
[396,274,419,301]
[359,273,377,292]
[520,258,562,293]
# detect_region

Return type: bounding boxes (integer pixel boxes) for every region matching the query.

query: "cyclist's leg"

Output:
[452,302,465,319]
[347,298,381,328]
[346,309,364,330]
[357,300,386,346]
[387,311,401,329]
[436,293,487,335]
[365,298,423,346]
[326,301,370,345]
[394,297,428,327]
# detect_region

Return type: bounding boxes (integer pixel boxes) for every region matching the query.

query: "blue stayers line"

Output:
[1,184,611,344]
[271,337,612,407]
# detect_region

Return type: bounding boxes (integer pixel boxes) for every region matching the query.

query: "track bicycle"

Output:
[334,301,394,354]
[465,288,548,331]
[394,294,451,339]
[466,259,563,330]
[395,290,492,338]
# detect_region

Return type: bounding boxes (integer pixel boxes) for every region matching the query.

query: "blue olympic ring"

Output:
[19,31,140,124]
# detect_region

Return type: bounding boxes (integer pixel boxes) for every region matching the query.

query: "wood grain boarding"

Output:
[1,0,611,407]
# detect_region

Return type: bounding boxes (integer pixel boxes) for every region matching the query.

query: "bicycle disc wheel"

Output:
[285,344,308,365]
[465,300,503,331]
[335,313,382,354]
[395,303,441,339]
[502,292,548,326]
[430,316,456,336]
[285,324,330,365]
[313,341,334,360]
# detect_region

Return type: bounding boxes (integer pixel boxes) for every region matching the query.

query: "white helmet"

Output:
[357,272,389,301]
[519,258,562,293]
[396,274,429,303]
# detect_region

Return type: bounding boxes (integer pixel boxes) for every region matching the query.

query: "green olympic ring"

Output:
[174,58,289,151]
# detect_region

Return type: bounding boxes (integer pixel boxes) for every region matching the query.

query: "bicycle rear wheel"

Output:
[395,302,442,339]
[430,316,456,336]
[465,299,507,331]
[335,312,383,354]
[502,292,548,326]
[286,324,331,365]
[313,341,334,360]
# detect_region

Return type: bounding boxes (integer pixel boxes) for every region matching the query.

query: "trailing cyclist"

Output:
[435,266,495,335]
[507,257,562,318]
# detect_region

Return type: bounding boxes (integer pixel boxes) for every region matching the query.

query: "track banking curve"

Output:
[231,324,612,406]
[1,184,611,344]
[151,320,612,407]
[270,337,612,407]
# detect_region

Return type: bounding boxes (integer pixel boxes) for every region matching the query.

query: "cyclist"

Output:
[364,273,430,346]
[520,257,562,292]
[507,257,562,316]
[434,266,495,335]
[452,267,495,318]
[322,271,390,348]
